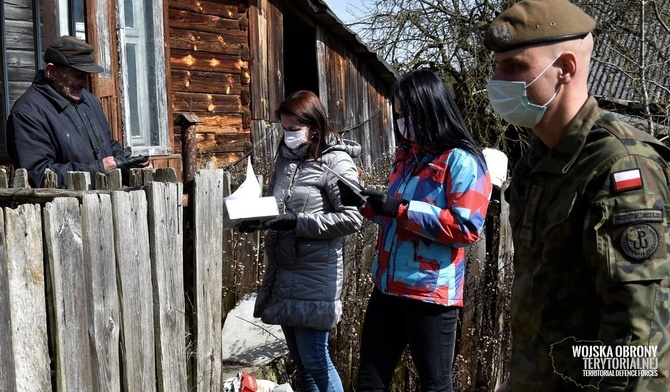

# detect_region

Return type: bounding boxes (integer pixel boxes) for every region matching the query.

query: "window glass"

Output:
[118,0,168,155]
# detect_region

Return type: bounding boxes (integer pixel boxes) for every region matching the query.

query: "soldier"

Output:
[484,0,670,390]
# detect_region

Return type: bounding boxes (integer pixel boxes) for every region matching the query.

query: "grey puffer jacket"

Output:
[254,138,363,330]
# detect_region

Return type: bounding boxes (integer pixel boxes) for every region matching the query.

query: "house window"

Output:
[117,0,169,155]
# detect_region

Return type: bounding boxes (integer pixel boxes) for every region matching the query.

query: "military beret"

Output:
[484,0,596,52]
[43,35,103,73]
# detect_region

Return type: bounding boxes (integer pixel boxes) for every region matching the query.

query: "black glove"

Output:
[337,180,365,207]
[362,189,402,217]
[263,212,298,231]
[237,220,262,233]
[114,153,149,172]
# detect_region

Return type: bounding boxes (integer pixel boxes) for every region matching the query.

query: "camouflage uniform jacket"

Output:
[508,96,670,391]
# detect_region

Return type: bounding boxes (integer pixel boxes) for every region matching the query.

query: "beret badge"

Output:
[491,23,512,46]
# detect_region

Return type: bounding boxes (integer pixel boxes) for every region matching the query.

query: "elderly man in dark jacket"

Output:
[7,35,148,188]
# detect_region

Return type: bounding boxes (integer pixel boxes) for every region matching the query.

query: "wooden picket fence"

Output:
[0,166,242,392]
[0,164,513,392]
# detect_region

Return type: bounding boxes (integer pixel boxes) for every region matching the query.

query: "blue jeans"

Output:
[282,325,344,392]
[357,288,459,392]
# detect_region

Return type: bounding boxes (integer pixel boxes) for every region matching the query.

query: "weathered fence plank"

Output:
[82,194,122,392]
[67,171,91,191]
[4,204,51,391]
[147,181,187,392]
[112,190,157,392]
[95,170,123,190]
[43,169,58,188]
[193,169,224,392]
[0,168,9,188]
[12,168,29,188]
[43,197,94,391]
[0,212,17,392]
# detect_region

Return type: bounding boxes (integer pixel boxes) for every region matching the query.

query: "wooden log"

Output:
[169,0,241,18]
[82,194,121,392]
[0,188,113,205]
[169,28,246,56]
[195,133,251,154]
[193,169,224,392]
[172,112,242,129]
[43,198,94,391]
[171,91,242,113]
[0,211,17,391]
[170,49,246,74]
[112,190,157,392]
[4,204,51,391]
[171,70,242,95]
[168,8,245,35]
[147,181,187,392]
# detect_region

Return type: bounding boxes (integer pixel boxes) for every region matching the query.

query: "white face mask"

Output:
[284,129,309,150]
[488,55,561,128]
[396,117,410,139]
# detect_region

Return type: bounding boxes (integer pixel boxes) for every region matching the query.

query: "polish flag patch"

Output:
[612,169,643,192]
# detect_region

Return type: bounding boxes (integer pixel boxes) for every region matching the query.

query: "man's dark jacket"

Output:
[7,70,125,187]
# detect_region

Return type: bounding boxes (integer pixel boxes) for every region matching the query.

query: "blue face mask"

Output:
[487,55,561,128]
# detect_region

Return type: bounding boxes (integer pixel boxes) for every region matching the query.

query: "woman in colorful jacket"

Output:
[339,69,492,392]
[247,90,363,392]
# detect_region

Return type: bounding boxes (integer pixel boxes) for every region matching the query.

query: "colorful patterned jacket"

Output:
[362,140,492,306]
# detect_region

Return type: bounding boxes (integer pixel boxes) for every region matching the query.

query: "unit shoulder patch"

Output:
[620,223,658,261]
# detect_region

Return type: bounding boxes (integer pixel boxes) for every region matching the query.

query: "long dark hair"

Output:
[275,90,338,159]
[392,69,486,167]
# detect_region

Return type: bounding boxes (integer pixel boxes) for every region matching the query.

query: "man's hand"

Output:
[362,189,402,217]
[103,156,117,172]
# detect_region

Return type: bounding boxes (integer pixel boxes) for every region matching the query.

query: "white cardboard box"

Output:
[222,196,279,230]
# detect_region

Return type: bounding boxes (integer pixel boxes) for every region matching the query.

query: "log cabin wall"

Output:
[2,0,39,156]
[168,0,252,170]
[248,0,398,175]
[319,32,395,169]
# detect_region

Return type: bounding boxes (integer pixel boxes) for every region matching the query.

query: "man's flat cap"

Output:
[484,0,596,52]
[43,35,103,73]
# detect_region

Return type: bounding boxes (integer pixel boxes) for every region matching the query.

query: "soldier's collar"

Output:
[530,96,601,175]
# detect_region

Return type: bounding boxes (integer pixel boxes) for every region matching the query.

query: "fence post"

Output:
[0,211,17,391]
[193,168,224,392]
[147,180,187,392]
[175,113,202,184]
[0,168,8,188]
[43,169,58,188]
[82,194,122,392]
[12,168,29,188]
[4,204,51,390]
[112,190,157,392]
[67,171,91,191]
[44,197,94,390]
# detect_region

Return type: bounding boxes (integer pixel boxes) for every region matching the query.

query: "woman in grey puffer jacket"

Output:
[253,90,362,392]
